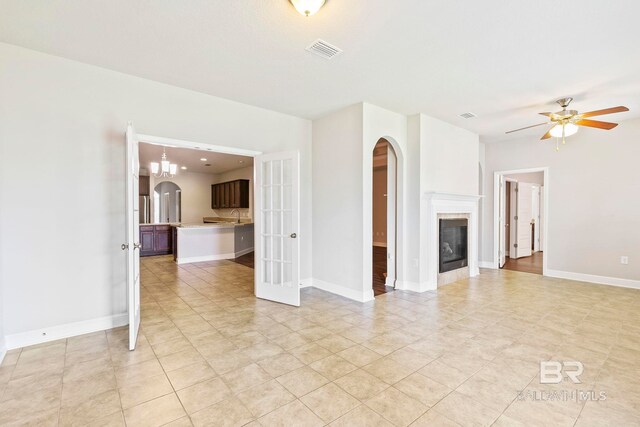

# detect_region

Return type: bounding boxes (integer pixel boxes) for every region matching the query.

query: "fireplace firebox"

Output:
[439,219,468,273]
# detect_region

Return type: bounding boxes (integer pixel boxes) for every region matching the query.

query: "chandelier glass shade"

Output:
[550,122,579,138]
[150,149,177,178]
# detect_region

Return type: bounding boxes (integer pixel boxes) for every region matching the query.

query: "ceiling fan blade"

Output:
[505,122,549,134]
[540,127,554,140]
[539,112,552,117]
[575,119,618,130]
[580,106,629,118]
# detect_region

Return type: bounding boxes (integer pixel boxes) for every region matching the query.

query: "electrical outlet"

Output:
[620,256,629,265]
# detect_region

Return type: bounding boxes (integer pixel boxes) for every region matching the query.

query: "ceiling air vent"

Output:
[306,39,342,59]
[459,112,477,119]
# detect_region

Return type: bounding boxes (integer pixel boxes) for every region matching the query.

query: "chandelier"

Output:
[150,148,177,178]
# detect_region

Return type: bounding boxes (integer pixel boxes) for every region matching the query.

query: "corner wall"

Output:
[481,119,640,284]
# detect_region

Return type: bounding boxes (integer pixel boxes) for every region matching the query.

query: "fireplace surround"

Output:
[439,218,468,273]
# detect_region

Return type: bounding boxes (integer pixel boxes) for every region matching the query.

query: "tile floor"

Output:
[1,255,639,426]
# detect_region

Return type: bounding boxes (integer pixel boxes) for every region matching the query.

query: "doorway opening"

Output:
[372,138,397,296]
[495,168,547,275]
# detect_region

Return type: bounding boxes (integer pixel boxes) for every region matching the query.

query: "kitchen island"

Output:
[174,222,254,264]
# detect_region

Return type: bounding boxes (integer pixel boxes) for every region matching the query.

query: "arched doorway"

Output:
[372,138,398,296]
[153,181,182,223]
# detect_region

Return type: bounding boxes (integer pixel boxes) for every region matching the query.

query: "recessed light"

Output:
[181,166,187,170]
[238,160,245,164]
[200,158,207,161]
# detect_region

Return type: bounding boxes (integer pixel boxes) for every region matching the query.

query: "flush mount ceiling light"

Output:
[150,148,177,178]
[290,0,325,16]
[200,158,207,161]
[181,166,187,170]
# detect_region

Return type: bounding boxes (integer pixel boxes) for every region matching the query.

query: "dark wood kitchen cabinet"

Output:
[211,179,249,209]
[140,225,174,257]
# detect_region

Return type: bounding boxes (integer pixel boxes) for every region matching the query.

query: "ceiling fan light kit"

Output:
[505,97,629,151]
[290,0,326,16]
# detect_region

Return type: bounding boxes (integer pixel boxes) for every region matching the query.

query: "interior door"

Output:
[498,175,506,268]
[514,182,533,259]
[254,151,300,306]
[125,123,141,350]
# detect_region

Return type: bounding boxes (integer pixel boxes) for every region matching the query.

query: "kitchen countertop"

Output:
[178,222,254,229]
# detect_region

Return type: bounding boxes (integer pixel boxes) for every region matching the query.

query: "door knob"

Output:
[290,233,297,239]
[134,242,142,250]
[121,243,129,250]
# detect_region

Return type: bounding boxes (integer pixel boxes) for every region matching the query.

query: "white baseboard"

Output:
[309,278,374,303]
[395,280,436,292]
[177,247,255,264]
[479,261,497,269]
[0,340,5,365]
[5,313,128,350]
[546,269,640,290]
[372,242,387,248]
[234,247,254,258]
[299,278,313,288]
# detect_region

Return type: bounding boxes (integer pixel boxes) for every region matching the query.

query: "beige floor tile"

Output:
[432,391,502,427]
[237,379,296,417]
[256,352,304,377]
[206,348,254,375]
[418,359,471,389]
[61,370,117,408]
[159,348,205,372]
[176,377,232,414]
[59,390,122,426]
[300,383,360,423]
[118,373,173,409]
[365,386,428,426]
[166,361,216,390]
[86,410,126,427]
[257,399,324,427]
[151,336,194,358]
[329,405,393,427]
[222,363,272,394]
[362,356,414,384]
[289,342,333,364]
[410,409,461,426]
[394,372,451,407]
[123,393,186,426]
[190,396,253,427]
[276,366,330,397]
[163,416,194,427]
[242,342,284,362]
[114,358,165,388]
[309,354,357,380]
[316,334,356,353]
[337,344,383,367]
[334,369,389,400]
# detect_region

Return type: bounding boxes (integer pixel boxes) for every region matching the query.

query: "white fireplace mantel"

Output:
[420,192,482,291]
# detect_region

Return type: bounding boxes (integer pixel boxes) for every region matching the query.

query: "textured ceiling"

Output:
[1,0,639,142]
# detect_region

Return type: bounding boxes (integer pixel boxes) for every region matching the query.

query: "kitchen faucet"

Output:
[230,209,241,224]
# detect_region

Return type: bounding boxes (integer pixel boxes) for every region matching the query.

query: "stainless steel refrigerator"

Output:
[139,196,151,224]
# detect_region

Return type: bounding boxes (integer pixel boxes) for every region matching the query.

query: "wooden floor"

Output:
[372,246,394,296]
[230,251,255,269]
[502,251,543,275]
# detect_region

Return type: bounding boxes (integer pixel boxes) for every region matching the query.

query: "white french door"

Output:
[125,123,141,350]
[498,175,506,268]
[514,182,533,259]
[254,151,300,306]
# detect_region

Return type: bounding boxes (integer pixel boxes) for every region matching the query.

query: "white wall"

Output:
[482,119,640,282]
[212,166,254,221]
[312,104,364,298]
[421,115,480,195]
[0,43,312,343]
[149,170,218,224]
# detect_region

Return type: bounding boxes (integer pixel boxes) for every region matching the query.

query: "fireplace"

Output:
[439,218,468,273]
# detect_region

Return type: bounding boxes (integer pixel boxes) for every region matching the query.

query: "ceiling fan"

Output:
[505,98,629,150]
